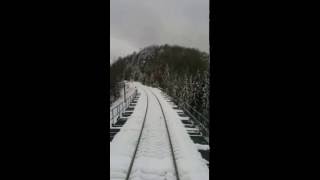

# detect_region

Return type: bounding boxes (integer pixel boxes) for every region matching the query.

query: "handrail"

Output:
[182,105,209,137]
[167,95,209,143]
[182,102,209,122]
[110,90,137,125]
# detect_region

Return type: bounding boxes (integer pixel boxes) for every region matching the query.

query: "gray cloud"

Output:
[110,0,209,63]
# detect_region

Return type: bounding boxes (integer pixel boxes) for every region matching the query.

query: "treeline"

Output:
[110,44,209,118]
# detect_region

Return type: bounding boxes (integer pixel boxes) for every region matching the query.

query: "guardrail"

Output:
[110,90,138,125]
[172,98,209,143]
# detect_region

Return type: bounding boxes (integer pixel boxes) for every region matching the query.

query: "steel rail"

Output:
[149,88,180,180]
[125,88,149,180]
[125,86,180,180]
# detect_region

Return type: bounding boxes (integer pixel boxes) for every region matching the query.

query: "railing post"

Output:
[117,105,120,120]
[128,96,131,107]
[124,82,126,104]
[120,103,122,116]
[112,109,114,125]
[127,96,129,106]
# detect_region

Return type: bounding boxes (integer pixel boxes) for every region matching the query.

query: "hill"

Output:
[110,44,209,118]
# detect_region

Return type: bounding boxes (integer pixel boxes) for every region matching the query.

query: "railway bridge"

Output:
[110,82,209,180]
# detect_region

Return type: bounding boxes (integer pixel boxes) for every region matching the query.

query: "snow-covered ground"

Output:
[110,82,209,180]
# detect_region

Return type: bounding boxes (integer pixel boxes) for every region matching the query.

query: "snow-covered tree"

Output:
[110,44,210,119]
[163,64,170,89]
[200,71,209,117]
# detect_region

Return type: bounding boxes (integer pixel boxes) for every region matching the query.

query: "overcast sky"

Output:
[110,0,209,64]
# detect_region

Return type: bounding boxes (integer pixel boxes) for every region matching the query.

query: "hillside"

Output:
[110,44,209,118]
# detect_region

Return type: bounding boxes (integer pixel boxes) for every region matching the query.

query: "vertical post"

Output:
[112,108,114,125]
[129,96,131,107]
[117,105,120,121]
[124,82,126,104]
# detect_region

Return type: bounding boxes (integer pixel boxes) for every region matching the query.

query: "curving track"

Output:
[125,87,180,180]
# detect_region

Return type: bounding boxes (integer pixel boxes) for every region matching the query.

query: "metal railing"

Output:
[172,98,209,143]
[110,90,138,125]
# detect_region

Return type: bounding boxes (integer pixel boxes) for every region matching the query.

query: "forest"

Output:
[110,44,210,118]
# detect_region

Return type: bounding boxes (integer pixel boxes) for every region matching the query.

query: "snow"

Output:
[195,144,210,151]
[110,82,209,180]
[128,86,176,179]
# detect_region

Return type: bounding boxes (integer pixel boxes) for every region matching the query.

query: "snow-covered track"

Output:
[111,82,209,180]
[149,88,180,180]
[125,87,180,180]
[125,88,149,180]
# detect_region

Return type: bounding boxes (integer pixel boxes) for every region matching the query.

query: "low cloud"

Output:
[111,0,209,63]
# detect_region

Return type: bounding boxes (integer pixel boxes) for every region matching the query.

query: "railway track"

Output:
[125,87,180,180]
